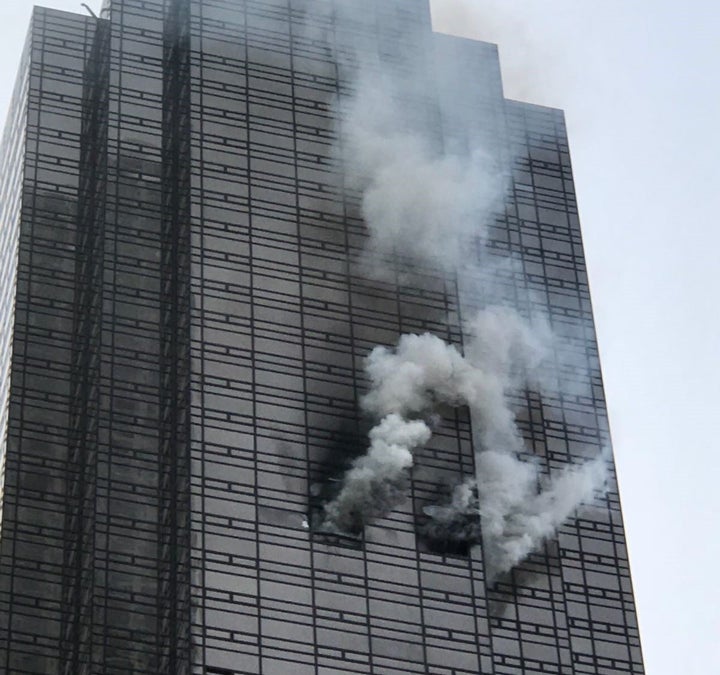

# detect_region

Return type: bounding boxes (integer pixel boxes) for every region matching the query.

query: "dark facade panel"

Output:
[0,9,100,673]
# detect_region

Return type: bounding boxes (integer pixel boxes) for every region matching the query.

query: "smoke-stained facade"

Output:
[0,1,644,674]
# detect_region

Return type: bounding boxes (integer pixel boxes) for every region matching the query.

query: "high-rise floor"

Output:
[0,1,644,673]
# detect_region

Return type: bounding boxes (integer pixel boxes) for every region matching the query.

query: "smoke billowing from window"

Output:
[322,413,431,534]
[321,299,608,577]
[309,2,608,579]
[424,451,608,580]
[321,306,548,532]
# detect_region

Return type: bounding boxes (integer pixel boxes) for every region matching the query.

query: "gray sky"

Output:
[1,1,718,673]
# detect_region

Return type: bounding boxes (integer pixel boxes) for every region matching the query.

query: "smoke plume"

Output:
[342,72,504,275]
[322,414,431,534]
[425,450,608,580]
[321,305,607,577]
[322,306,548,526]
[315,6,609,579]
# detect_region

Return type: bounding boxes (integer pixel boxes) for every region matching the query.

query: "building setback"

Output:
[0,1,644,674]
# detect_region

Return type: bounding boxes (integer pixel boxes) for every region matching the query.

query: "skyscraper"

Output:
[0,0,644,674]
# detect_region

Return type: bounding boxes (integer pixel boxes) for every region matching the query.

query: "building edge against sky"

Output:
[0,1,644,674]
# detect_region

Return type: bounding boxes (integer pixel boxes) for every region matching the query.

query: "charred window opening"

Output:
[308,470,368,548]
[308,494,364,549]
[307,423,368,547]
[415,477,481,557]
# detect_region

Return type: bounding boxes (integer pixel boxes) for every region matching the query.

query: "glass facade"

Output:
[0,0,31,536]
[0,1,644,674]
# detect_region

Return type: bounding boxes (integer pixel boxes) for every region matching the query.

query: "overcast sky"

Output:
[1,1,718,673]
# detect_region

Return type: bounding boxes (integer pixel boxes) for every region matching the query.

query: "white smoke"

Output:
[321,303,607,577]
[361,305,548,447]
[316,5,608,579]
[422,450,608,579]
[475,450,607,579]
[342,73,504,274]
[322,414,431,534]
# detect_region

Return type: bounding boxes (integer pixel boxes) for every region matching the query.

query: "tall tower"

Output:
[0,1,644,674]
